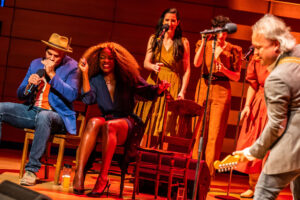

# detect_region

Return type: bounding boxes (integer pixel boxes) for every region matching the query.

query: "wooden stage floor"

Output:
[0,148,293,200]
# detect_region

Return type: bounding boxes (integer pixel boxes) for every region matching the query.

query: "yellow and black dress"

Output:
[135,37,187,147]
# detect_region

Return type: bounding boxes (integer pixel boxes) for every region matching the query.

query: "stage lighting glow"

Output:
[0,0,4,7]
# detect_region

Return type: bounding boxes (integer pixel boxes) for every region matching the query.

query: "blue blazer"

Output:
[17,56,80,134]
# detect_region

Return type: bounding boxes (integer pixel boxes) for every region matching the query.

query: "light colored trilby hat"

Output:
[41,33,73,53]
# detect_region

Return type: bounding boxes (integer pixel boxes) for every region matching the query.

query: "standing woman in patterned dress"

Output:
[193,15,242,177]
[135,8,190,146]
[235,57,269,198]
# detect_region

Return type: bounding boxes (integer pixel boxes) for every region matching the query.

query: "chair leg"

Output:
[54,139,65,185]
[19,133,30,178]
[119,170,125,198]
[44,142,51,179]
[75,143,80,170]
[183,173,188,200]
[132,174,136,200]
[168,158,174,200]
[134,152,141,196]
[155,154,162,199]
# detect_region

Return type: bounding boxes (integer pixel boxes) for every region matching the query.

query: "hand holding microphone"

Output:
[24,69,45,96]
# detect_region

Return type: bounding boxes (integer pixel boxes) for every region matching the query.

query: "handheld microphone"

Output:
[24,69,45,96]
[243,46,254,61]
[157,24,169,41]
[200,23,237,35]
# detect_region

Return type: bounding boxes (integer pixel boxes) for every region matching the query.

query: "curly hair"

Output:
[211,15,231,28]
[151,8,184,62]
[252,14,296,53]
[81,42,141,86]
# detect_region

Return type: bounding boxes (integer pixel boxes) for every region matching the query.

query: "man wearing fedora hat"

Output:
[0,33,80,186]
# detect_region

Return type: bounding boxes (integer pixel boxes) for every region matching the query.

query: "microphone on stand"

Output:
[243,46,254,61]
[24,69,45,96]
[157,24,169,41]
[200,23,237,35]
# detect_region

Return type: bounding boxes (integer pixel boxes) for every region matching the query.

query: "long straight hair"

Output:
[151,8,184,62]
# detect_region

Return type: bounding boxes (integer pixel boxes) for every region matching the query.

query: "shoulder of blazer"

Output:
[278,56,300,65]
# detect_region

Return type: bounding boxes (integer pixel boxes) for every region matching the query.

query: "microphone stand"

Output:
[233,53,252,148]
[145,33,165,148]
[192,34,217,200]
[193,36,208,131]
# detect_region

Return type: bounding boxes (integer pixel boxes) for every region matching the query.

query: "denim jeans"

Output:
[0,102,66,172]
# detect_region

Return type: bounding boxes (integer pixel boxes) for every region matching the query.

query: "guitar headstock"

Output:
[214,155,240,172]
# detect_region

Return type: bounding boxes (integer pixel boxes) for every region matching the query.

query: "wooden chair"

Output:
[134,99,203,200]
[19,101,86,185]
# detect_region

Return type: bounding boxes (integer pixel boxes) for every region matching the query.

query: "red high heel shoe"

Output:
[86,179,110,198]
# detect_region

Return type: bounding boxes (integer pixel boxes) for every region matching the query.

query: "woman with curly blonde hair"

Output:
[73,42,168,197]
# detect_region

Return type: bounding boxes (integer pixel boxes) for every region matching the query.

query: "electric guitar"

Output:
[214,155,240,172]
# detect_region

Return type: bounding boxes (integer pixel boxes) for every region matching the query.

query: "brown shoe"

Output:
[20,171,37,186]
[240,189,254,198]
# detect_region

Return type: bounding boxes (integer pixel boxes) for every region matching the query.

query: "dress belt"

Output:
[202,74,229,81]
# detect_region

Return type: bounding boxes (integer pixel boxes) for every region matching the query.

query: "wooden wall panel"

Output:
[271,1,300,20]
[229,24,252,42]
[15,0,115,21]
[173,0,230,8]
[110,23,153,56]
[70,46,90,62]
[227,0,269,14]
[7,38,44,69]
[134,54,148,74]
[11,9,113,47]
[0,37,9,66]
[222,138,235,153]
[230,81,249,97]
[170,1,214,33]
[292,32,300,44]
[0,67,5,98]
[4,0,14,7]
[3,68,27,98]
[7,39,86,69]
[213,7,263,27]
[115,0,169,27]
[227,110,239,126]
[0,7,13,35]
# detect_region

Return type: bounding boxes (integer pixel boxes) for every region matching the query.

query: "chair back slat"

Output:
[160,99,203,154]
